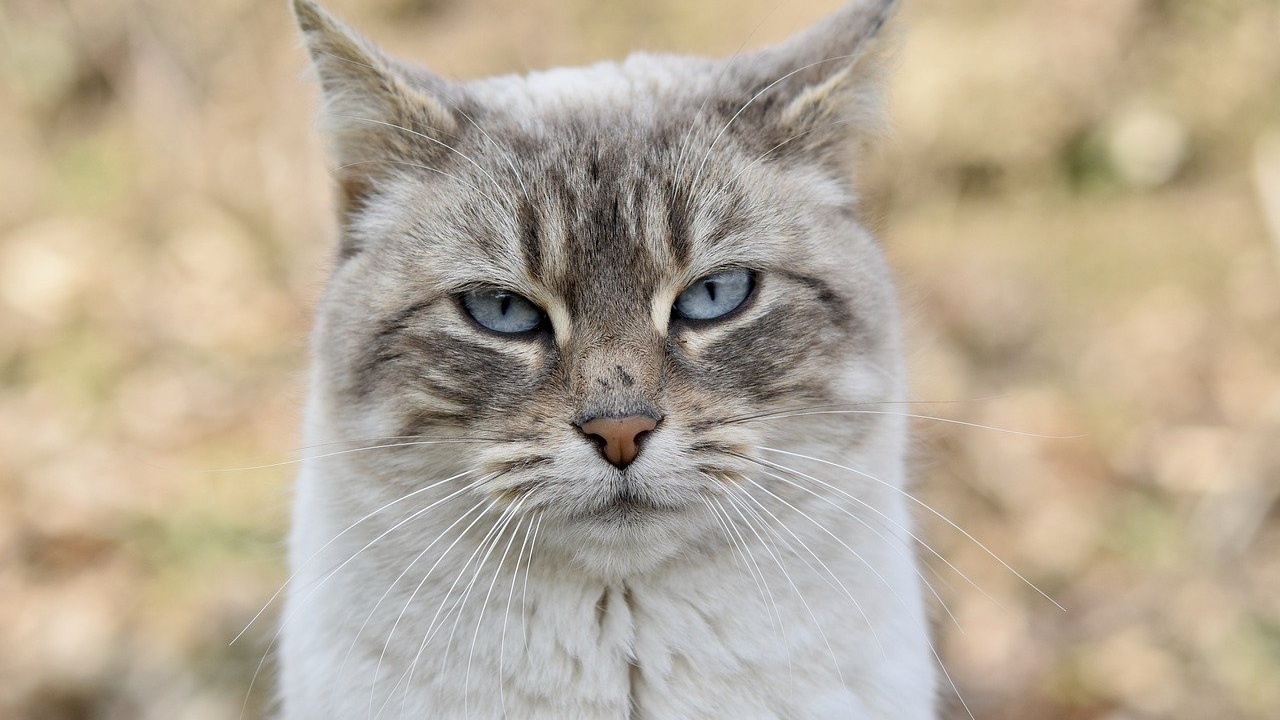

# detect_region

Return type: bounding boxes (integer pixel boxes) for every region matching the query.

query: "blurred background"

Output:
[1,0,1277,718]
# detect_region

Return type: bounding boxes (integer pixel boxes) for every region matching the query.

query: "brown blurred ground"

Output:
[1,0,1277,718]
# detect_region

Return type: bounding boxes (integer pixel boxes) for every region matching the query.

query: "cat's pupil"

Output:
[672,269,752,322]
[460,289,544,333]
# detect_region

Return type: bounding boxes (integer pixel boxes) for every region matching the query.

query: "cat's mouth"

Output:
[604,488,655,514]
[582,486,681,523]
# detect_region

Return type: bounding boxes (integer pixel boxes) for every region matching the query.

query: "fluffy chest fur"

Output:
[280,1,935,717]
[285,444,932,719]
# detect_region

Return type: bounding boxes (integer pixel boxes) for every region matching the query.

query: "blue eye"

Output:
[673,269,754,321]
[461,289,545,334]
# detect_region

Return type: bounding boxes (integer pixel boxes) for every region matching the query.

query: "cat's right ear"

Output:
[292,0,458,217]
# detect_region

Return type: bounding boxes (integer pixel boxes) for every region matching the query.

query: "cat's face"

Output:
[298,0,902,574]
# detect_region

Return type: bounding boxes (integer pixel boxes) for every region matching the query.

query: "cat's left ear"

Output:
[735,0,898,174]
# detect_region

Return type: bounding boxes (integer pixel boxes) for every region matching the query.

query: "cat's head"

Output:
[295,0,904,576]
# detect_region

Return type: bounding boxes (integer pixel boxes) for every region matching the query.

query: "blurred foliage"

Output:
[1,0,1278,718]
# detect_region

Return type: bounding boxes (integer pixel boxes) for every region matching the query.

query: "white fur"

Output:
[280,379,936,719]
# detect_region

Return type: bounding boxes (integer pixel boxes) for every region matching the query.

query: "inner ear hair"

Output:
[736,0,898,173]
[777,42,892,163]
[292,0,460,215]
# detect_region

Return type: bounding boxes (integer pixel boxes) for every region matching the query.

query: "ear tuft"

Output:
[291,0,458,217]
[291,0,329,35]
[770,0,897,68]
[739,0,898,175]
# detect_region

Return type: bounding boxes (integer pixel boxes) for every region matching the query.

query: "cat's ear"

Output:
[737,0,897,174]
[292,0,458,216]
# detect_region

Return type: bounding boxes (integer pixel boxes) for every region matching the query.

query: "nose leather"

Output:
[578,415,659,468]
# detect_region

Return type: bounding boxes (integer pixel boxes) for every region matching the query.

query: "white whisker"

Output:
[233,468,477,645]
[688,52,864,194]
[337,158,507,213]
[759,445,1066,612]
[719,397,1007,426]
[722,482,886,659]
[442,500,524,666]
[520,515,543,656]
[332,494,492,697]
[368,497,504,719]
[383,500,522,719]
[738,453,975,627]
[498,510,539,715]
[701,493,793,687]
[210,440,497,474]
[731,471,976,720]
[464,511,527,715]
[328,113,513,207]
[713,494,851,709]
[672,4,780,178]
[240,471,485,720]
[745,409,1083,439]
[454,105,532,203]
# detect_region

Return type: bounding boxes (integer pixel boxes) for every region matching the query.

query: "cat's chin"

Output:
[580,486,682,521]
[550,498,705,578]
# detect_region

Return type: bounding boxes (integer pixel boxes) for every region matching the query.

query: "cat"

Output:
[279,0,936,717]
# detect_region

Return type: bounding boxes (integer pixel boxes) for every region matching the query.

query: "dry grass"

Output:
[1,0,1277,718]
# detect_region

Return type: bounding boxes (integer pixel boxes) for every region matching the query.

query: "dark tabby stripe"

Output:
[776,269,857,334]
[665,179,692,266]
[518,199,543,276]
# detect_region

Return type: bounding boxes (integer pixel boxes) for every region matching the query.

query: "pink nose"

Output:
[578,415,659,468]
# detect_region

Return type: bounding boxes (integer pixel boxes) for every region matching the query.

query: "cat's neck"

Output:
[281,433,934,719]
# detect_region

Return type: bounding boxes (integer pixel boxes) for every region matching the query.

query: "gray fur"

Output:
[283,1,935,718]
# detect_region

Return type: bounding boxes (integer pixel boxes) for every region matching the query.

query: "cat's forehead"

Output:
[469,53,717,120]
[356,51,857,338]
[392,109,817,326]
[392,142,762,327]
